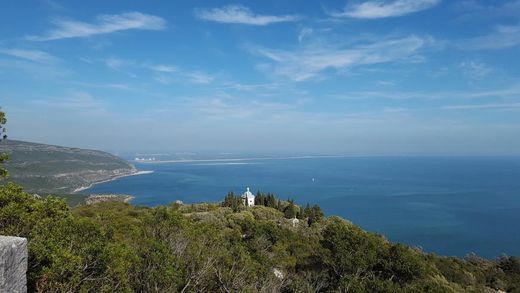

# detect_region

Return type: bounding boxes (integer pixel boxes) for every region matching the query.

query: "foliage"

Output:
[222,191,243,212]
[283,198,298,219]
[2,183,520,292]
[232,190,324,228]
[303,203,324,226]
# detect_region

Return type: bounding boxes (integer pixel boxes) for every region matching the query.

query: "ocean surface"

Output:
[82,156,520,258]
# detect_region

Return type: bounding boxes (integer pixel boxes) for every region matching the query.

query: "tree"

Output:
[222,192,242,212]
[255,191,265,206]
[306,204,324,226]
[265,193,276,208]
[284,200,297,219]
[0,109,8,178]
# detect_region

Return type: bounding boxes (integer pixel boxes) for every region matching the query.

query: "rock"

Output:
[0,236,27,293]
[273,268,284,279]
[85,194,134,205]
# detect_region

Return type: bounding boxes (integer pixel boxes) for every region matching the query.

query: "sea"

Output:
[82,156,520,259]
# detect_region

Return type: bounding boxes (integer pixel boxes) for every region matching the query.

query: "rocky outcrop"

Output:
[85,194,134,205]
[0,236,27,293]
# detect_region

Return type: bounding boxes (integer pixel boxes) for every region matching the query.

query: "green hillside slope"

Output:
[0,140,136,194]
[1,183,519,292]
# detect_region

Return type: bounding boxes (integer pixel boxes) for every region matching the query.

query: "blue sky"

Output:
[1,0,520,154]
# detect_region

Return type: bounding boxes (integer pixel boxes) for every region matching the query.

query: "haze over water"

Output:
[84,155,520,258]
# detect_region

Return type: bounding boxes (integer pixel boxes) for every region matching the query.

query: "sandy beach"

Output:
[73,170,154,193]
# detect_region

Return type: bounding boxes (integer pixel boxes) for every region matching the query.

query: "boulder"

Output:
[0,236,27,293]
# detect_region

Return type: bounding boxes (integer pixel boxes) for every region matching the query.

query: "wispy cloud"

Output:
[103,57,138,78]
[184,71,215,84]
[254,35,431,81]
[333,86,520,100]
[71,81,133,91]
[191,96,304,120]
[455,1,520,22]
[329,0,440,19]
[105,57,133,70]
[222,82,280,92]
[27,12,166,41]
[459,61,492,78]
[148,64,178,73]
[102,57,216,84]
[0,58,70,79]
[194,5,299,25]
[155,71,215,84]
[443,102,520,110]
[461,24,520,50]
[0,48,57,63]
[30,91,107,113]
[298,27,313,43]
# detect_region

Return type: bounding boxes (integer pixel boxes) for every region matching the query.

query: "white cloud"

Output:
[443,102,520,110]
[185,71,215,84]
[30,91,107,113]
[103,57,139,78]
[254,35,431,81]
[148,64,178,73]
[0,48,57,63]
[462,24,520,50]
[27,12,166,41]
[0,58,70,79]
[333,86,520,100]
[125,60,215,84]
[330,0,440,19]
[298,27,313,43]
[223,82,280,92]
[71,81,133,91]
[459,61,492,78]
[195,5,299,25]
[105,57,131,70]
[455,1,520,22]
[104,58,214,84]
[191,96,303,121]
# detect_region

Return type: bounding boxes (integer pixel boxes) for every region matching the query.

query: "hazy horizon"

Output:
[2,1,520,155]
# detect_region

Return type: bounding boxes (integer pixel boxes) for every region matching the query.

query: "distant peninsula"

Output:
[0,140,138,194]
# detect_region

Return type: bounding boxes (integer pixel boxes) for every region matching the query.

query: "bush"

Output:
[2,183,520,292]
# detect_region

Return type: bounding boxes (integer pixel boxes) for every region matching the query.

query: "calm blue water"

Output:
[83,156,520,258]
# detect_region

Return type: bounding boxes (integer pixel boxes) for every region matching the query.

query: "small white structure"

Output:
[292,217,300,227]
[241,187,255,207]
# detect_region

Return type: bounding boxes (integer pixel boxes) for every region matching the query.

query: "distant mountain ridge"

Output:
[0,140,136,194]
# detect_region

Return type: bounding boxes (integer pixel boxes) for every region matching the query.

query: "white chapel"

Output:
[241,187,255,207]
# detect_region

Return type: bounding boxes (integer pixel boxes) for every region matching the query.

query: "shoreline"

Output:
[72,170,154,193]
[135,155,352,164]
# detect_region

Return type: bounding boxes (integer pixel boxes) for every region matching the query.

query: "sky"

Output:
[1,0,520,155]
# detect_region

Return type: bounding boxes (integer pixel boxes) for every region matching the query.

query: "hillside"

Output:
[1,182,519,292]
[0,140,136,194]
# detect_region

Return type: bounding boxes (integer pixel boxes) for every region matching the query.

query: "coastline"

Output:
[135,155,353,164]
[72,170,154,193]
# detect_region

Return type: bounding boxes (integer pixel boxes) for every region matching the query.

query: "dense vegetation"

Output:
[223,191,323,223]
[1,183,520,292]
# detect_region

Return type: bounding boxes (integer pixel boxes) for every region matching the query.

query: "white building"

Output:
[241,187,255,207]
